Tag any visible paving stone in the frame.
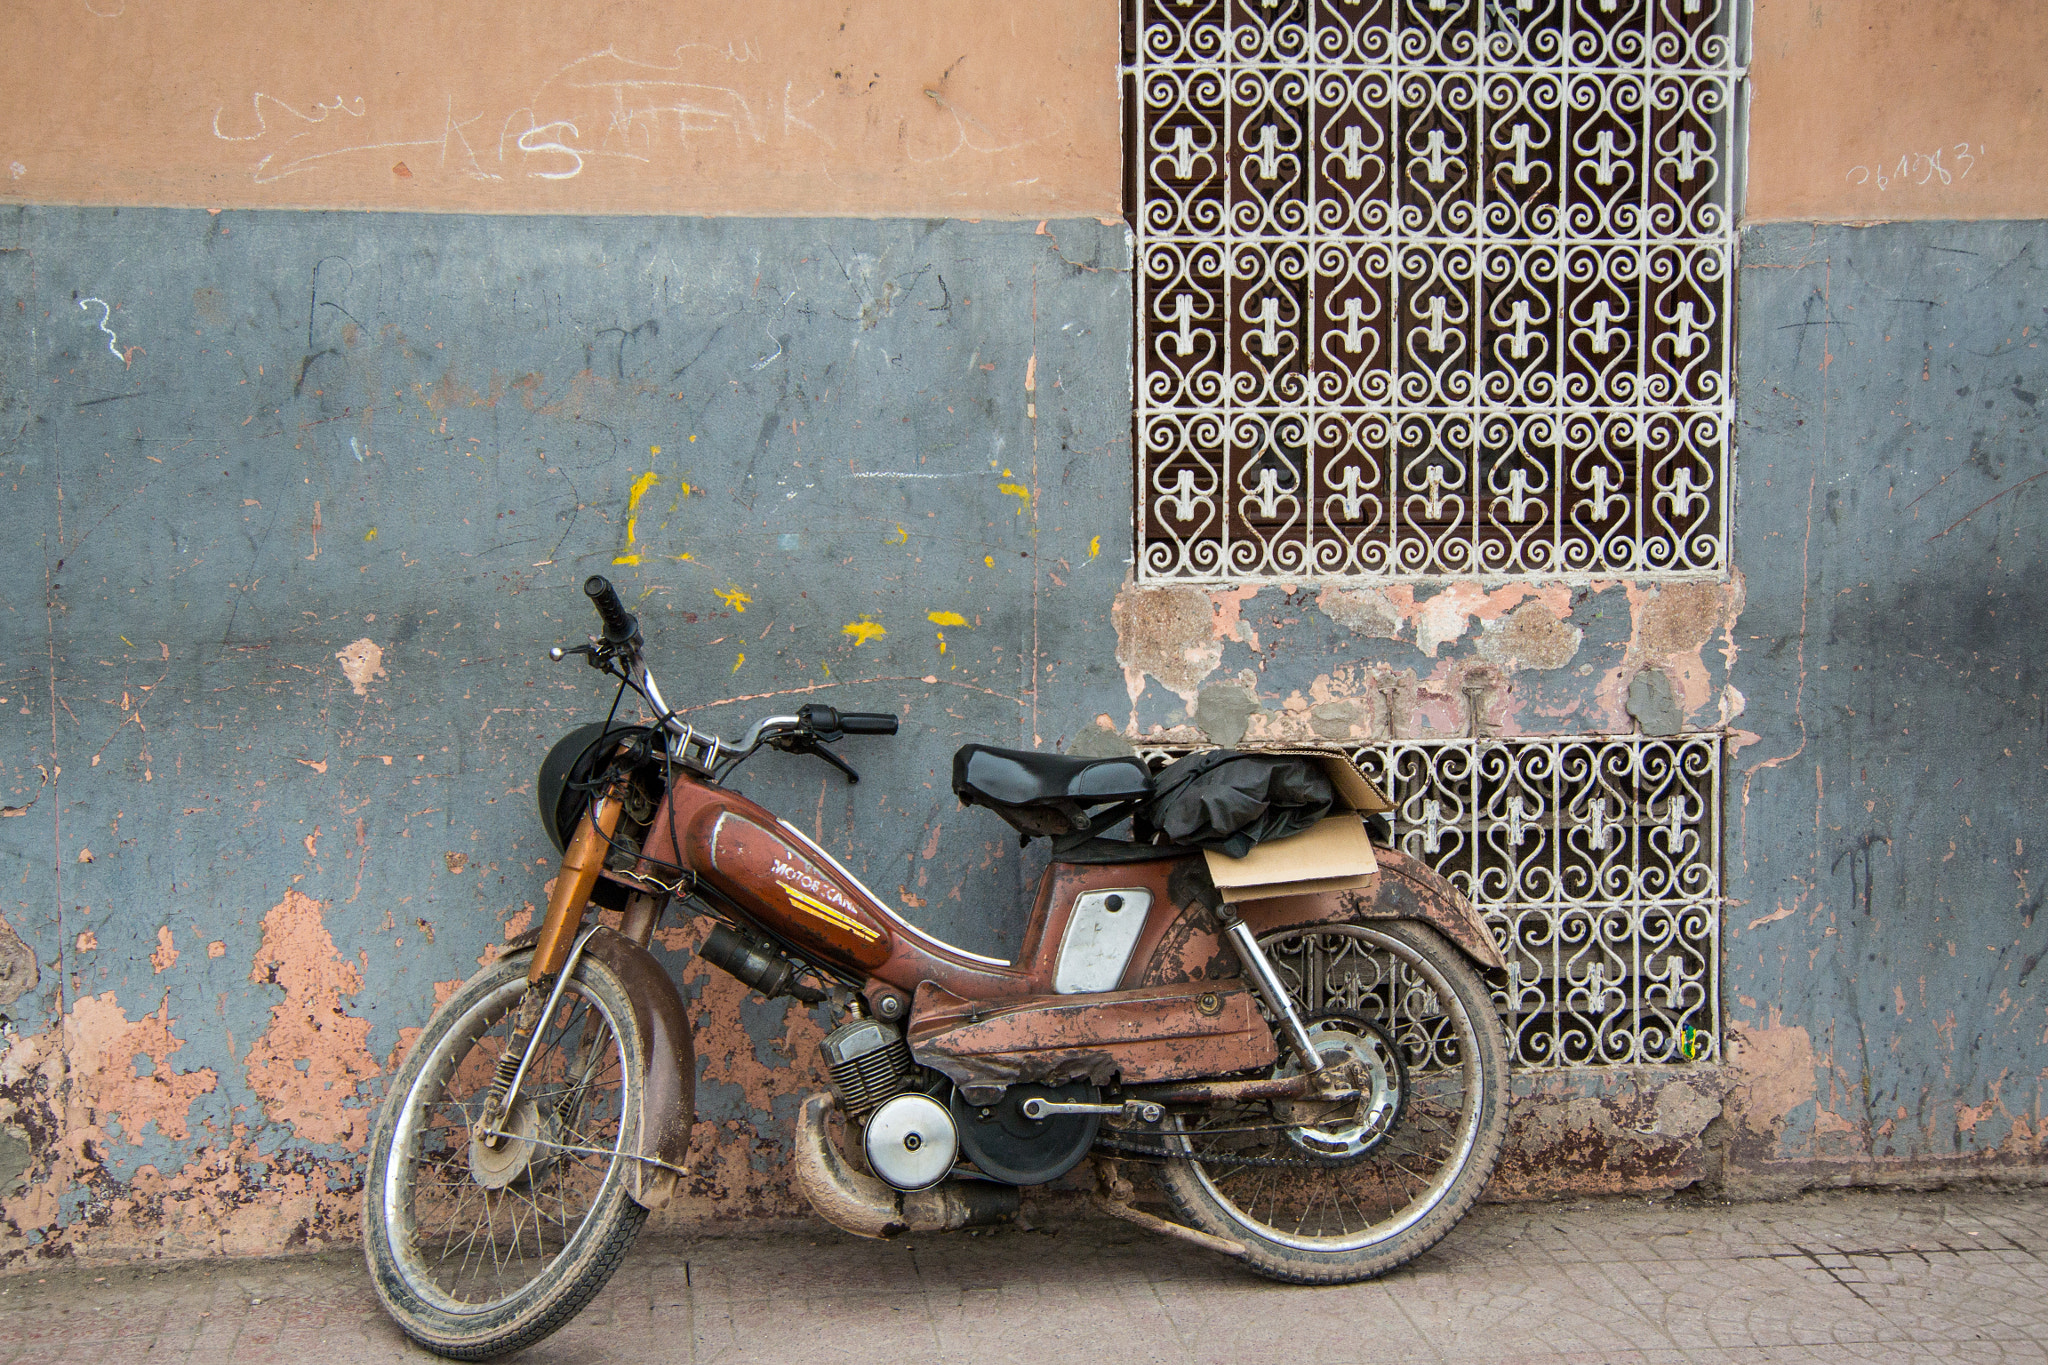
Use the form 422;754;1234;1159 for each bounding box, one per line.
0;1187;2042;1363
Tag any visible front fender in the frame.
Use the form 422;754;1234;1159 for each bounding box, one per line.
581;929;700;1203
534;927;695;1210
1237;846;1505;972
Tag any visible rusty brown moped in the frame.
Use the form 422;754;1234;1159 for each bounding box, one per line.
363;576;1510;1358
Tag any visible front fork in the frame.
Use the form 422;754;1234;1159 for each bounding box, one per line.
476;790;655;1143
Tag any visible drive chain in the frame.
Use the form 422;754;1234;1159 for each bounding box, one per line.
1091;1130;1344;1170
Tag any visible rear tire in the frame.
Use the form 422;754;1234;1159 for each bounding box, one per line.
363;951;649;1358
1159;920;1509;1284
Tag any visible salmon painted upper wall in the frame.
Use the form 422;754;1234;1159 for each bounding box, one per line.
1745;0;2048;222
6;1;2044;224
0;0;1121;218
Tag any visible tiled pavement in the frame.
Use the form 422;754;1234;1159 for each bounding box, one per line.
2;1187;2044;1363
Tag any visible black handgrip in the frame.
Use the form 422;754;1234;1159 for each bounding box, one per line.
839;712;899;735
583;575;639;646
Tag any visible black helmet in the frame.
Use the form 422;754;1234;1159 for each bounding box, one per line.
535;723;655;853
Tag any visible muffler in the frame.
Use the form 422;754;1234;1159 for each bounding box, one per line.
792;1093;1018;1239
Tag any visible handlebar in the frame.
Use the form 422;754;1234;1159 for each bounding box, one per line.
553;580;898;779
798;704;900;738
583;575;640;647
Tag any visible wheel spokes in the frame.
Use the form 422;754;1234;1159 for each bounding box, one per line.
391;980;629;1306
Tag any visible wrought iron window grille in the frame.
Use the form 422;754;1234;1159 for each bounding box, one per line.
1139;733;1723;1069
1128;0;1746;582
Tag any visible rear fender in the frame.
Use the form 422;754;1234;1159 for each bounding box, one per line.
1237;846;1505;972
504;925;695;1209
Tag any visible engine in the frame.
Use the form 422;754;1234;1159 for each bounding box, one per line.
819;1017;914;1115
818;1016;958;1191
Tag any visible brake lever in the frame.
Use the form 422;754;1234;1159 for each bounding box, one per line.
775;733;860;785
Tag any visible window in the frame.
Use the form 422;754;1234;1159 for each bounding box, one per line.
1146;736;1723;1069
1130;0;1744;580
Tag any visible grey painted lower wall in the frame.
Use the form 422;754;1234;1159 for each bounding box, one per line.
0;208;1138;1254
0;208;2040;1265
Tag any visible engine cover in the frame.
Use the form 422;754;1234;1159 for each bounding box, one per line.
863;1093;957;1191
949;1081;1101;1186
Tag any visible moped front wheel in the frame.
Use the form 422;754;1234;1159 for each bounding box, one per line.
363;950;648;1359
1158;920;1509;1285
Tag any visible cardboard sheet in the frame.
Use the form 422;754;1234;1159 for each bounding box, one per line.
1203;813;1379;904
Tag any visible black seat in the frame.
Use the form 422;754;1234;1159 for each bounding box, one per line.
952;744;1152;809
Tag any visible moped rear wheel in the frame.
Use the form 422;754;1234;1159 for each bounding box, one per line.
363;951;647;1359
1158;920;1508;1284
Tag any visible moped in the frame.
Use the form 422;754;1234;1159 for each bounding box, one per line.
364;576;1510;1358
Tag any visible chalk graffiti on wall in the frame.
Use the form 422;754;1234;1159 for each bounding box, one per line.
1845;144;1986;192
207;42;1049;188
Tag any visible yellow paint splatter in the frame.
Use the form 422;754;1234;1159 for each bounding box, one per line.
998;481;1032;511
689;434;697;442
842;617;887;647
672;552;694;561
983;555;994;567
715;584;751;613
616;470;661;565
364;528;378;541
927;611;969;627
885;525;909;546
1089;535;1101;559
936;632;947;655
119;636;133;647
733;652;745;673
651;445;662;456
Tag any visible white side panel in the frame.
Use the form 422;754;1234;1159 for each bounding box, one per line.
1052;889;1154;995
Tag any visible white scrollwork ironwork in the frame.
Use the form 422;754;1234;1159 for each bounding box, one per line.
1134;0;1742;581
1140;734;1722;1069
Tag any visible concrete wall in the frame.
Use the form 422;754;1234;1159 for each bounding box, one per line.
1;0;2044;1268
0;208;1135;1255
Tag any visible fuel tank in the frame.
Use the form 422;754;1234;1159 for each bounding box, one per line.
684;803;893;970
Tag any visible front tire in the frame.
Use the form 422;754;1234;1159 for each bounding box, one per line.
1159;920;1509;1284
363;950;649;1358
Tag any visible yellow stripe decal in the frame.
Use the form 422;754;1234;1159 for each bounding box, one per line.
782;884;880;942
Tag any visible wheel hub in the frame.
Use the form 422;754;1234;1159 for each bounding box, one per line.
467;1098;558;1189
1272;1015;1405;1161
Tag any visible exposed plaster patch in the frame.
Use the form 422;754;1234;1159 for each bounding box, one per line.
1111;584;1222;708
63;993;218;1145
656;926;834;1223
1309;698;1369;740
1207;585;1261;652
334;639;386;697
1066;718;1135;757
0;913;35;1007
1724;1014;1820;1156
1491;1069;1736;1199
1392;582;1573;658
1194;683;1261;747
149;926;179;974
245;890;381;1150
1595;575;1746;730
1627;665;1684;736
1475;600;1583;672
1315;584;1403;640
